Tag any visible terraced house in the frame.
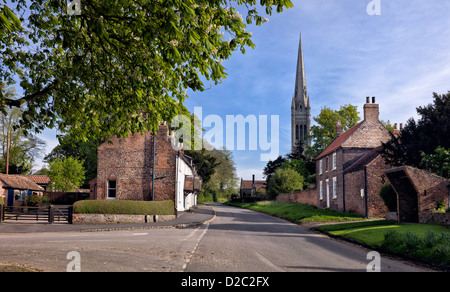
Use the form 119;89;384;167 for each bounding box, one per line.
315;97;392;217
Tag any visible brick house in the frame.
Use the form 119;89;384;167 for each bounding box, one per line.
240;175;267;200
90;124;202;213
315;97;392;217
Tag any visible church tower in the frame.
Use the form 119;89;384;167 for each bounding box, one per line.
291;34;311;152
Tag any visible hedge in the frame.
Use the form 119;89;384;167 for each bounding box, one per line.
73;200;175;215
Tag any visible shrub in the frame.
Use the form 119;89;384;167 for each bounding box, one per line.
73;200;175;215
26;194;42;207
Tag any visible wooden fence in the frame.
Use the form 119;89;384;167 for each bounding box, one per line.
0;205;73;224
45;192;90;205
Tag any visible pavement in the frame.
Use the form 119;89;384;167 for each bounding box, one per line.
0;204;216;234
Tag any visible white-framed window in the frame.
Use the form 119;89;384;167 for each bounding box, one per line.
332;177;337;199
319;159;323;175
326;179;329;198
332;153;337;170
107;180;117;200
325;157;329;172
319;181;323;200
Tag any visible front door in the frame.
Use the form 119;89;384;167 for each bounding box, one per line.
7;189;14;206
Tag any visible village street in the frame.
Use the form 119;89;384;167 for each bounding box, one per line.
0;204;429;272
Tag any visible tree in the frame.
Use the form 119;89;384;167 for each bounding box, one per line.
204;148;238;201
0;4;21;41
184;148;219;186
420;146;450;179
47;156;86;192
44;132;101;187
381;92;450;168
0;87;46;174
263;155;287;182
267;168;303;198
307;104;360;157
1;0;293;142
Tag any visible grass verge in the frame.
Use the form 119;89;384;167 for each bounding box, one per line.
226;201;366;223
316;221;450;269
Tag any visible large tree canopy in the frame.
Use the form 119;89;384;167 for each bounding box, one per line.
1;0;293;141
381;92;450;170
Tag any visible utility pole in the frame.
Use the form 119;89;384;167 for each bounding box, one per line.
5;130;10;175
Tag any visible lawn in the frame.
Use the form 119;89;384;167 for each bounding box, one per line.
317;221;450;269
227;201;366;223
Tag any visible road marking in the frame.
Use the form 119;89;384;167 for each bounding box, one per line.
132;233;148;236
254;250;286;272
182;224;209;272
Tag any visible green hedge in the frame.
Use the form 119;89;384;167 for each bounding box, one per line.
73;200;175;215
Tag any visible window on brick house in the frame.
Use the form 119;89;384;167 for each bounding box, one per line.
319;181;323;200
107;180;117;200
332;153;337;170
325;157;329;172
332;177;337;199
319;159;323;174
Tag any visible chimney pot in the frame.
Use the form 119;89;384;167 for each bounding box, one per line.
372;96;376;104
366;96;370;103
394;123;397;130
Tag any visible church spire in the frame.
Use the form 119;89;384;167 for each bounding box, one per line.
291;33;311;152
294;33;308;107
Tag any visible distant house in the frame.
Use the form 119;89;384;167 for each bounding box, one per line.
240;175;267;199
315;97;392;217
19;175;52;191
0;174;45;206
90;124;202;212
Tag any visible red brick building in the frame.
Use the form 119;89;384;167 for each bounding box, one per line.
90;124;201;212
315;97;392;217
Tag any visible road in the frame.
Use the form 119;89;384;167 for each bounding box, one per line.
0;203;429;272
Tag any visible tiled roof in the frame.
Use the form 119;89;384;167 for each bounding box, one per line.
343;146;383;174
316;121;364;160
19;175;51;185
0;174;45;191
240;180;267;191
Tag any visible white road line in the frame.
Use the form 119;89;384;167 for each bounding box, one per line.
181;224;209;272
132;233;148;236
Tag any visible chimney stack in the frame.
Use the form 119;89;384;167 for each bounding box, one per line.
335;119;343;137
363;96;380;123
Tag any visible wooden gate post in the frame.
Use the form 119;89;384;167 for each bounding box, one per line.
0;205;3;224
68;206;73;224
48;205;54;224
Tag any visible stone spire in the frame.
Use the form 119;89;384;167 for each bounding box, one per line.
291;33;311;151
294;34;308;107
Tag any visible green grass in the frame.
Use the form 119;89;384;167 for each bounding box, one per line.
317;221;450;268
227;201;366;223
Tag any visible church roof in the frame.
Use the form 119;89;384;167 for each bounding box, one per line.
316;121;364;160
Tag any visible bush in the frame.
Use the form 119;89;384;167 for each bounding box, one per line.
73;200;175;215
26;194;42;207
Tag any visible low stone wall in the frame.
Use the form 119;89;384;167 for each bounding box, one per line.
72;214;176;225
419;212;450;226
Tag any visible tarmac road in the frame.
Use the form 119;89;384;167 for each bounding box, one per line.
0;203;431;272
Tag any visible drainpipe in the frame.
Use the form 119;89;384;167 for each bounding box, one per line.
363;166;368;218
152;134;156;201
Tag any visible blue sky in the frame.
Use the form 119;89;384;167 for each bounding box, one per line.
35;0;450;181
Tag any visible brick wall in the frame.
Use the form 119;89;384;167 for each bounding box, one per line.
94;125;178;202
276;187;318;207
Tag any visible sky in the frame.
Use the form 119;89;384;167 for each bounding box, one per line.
34;0;450;181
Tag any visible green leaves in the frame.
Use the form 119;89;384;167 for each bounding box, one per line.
2;0;293;142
